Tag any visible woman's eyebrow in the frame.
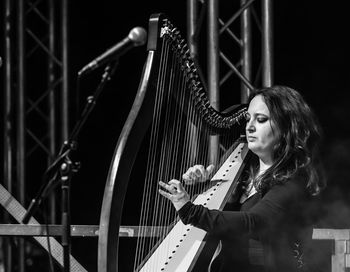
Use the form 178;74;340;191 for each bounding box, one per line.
248;112;269;117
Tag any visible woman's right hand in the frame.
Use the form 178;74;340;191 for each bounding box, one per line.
182;164;215;185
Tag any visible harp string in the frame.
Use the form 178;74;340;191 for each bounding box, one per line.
134;37;169;269
159;54;182;232
133;22;244;271
154;48;179;245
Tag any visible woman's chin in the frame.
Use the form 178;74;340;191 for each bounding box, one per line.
247;144;263;157
247;142;258;152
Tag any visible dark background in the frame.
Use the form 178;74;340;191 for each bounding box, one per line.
2;1;350;271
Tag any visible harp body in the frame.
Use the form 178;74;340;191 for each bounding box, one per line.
98;14;248;272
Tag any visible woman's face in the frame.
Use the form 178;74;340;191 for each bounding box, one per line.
245;95;280;163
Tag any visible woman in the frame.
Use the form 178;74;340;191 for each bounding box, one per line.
159;85;325;272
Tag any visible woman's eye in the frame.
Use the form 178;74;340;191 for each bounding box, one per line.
257;117;268;123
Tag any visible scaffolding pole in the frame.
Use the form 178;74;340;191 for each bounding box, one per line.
262;0;273;87
1;0;69;270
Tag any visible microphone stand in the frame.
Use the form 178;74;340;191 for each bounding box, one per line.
22;61;119;272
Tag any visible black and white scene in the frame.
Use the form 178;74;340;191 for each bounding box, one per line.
0;1;349;271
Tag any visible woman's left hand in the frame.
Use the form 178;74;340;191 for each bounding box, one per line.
158;179;190;211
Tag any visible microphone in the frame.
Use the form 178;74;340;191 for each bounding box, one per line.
78;26;147;76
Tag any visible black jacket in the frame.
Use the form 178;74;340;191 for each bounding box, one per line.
178;176;315;272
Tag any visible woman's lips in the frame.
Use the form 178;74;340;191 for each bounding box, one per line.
247;136;256;141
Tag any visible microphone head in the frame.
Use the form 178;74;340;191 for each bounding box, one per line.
128;27;147;46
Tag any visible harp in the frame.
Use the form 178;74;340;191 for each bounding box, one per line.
98;14;249;272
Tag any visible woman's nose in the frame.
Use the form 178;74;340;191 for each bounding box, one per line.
246;120;255;133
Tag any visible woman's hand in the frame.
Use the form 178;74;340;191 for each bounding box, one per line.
182;164;215;185
158;179;190;211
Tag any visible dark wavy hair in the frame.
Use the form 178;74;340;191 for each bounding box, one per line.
248;85;326;196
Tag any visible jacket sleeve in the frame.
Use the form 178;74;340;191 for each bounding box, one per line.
177;179;306;239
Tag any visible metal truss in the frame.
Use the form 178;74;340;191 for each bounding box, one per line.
2;0;69;271
186;0;273;166
187;0;273;105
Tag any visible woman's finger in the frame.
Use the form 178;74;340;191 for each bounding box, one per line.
183;175;195;185
191;165;202;180
183;171;198;184
182;164;212;184
158;179;191;211
168;179;182;191
188;168;197;180
159;180;177;193
182;172;191;181
193;165;203;177
158;180;169;190
205;164;215;179
158;188;172;200
186;165;202;181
